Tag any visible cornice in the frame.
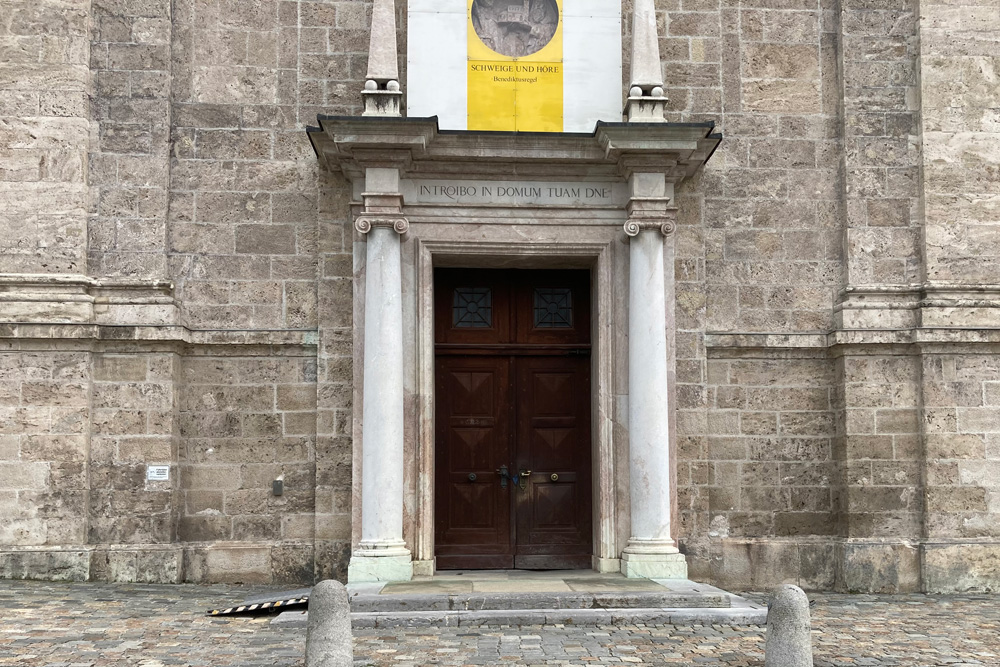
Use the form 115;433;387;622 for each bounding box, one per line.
307;116;722;183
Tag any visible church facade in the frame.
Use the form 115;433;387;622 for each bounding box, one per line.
1;0;997;593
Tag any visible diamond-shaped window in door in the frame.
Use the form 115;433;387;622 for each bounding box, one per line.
453;287;493;328
534;288;573;328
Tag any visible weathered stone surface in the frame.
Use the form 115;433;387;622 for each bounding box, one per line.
764;584;813;667
306;579;353;667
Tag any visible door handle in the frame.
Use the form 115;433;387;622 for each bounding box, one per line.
517;469;532;490
496;464;509;489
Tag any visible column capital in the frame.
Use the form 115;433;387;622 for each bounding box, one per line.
624;218;676;237
355;214;409;235
624;197;676;237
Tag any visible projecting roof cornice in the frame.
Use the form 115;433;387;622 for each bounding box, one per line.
307;116;721;183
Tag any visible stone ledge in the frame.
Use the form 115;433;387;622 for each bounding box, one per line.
706;327;1000;353
0;542;320;585
837;284;1000;329
0;322;318;350
0;273;177;326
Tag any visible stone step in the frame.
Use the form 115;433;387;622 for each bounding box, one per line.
271;605;767;629
349;590;731;613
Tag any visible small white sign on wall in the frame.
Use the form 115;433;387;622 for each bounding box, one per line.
146;465;170;481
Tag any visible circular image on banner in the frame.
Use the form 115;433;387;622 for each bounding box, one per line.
471;0;559;58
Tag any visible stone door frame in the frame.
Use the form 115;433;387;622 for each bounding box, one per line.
406;230;624;575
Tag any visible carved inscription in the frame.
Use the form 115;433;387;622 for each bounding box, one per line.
396;180;626;207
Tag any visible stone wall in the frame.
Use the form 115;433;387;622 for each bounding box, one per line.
666;0;1000;593
1;0;998;592
680;354;840;590
0;1;90;274
0;352;91;553
178;353;317;583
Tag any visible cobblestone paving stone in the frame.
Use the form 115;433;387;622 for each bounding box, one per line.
0;581;996;666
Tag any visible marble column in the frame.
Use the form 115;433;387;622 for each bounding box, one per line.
347;169;412;583
621;175;687;579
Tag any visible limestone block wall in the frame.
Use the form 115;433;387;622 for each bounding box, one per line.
922;352;1000;592
0;1;90;274
178;353;317;583
0;0;363;585
0;352;91;555
840;0;923;287
662;0;999;593
88;0;172;278
680;354;840;590
835;353;923;593
919;0;1000;284
88;352;179;553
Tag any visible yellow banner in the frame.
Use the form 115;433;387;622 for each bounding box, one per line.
467;0;563;132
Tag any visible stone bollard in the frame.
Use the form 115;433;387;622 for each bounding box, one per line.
764;584;813;667
306;580;353;667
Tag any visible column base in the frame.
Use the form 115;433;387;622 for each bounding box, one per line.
621;551;688;579
347;552;413;584
412;559;435;577
593;556;621;574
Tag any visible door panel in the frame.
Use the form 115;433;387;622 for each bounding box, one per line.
434;269;592;570
514;270;591;345
434;269;513;345
434;356;513;569
514;356;592;568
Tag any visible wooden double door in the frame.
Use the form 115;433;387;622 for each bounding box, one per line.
434;269;593;570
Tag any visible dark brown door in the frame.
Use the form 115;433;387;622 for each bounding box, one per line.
434;269;592;570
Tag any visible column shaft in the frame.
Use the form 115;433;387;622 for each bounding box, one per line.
627;230;672;541
348;224;412;583
622;227;686;579
360;226;405;546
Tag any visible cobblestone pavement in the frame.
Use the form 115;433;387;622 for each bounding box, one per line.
0;581;997;666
